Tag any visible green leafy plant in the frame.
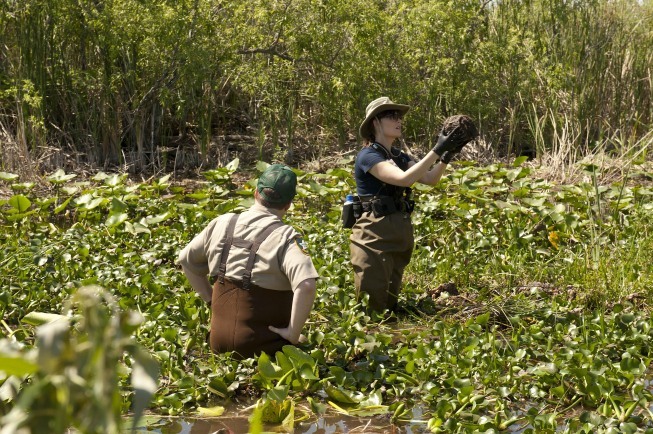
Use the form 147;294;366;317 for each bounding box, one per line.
0;286;158;434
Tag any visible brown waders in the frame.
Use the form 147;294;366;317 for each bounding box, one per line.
209;215;292;359
350;209;414;312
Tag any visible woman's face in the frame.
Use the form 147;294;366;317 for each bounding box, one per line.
373;110;403;141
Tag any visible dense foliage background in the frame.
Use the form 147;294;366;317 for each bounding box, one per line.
2;160;653;432
1;0;652;174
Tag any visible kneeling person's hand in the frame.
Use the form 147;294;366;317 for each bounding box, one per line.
269;325;306;344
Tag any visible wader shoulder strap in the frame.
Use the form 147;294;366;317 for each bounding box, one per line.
216;214;284;289
242;221;283;289
217;214;239;283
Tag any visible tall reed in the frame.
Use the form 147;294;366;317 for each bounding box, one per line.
0;0;650;173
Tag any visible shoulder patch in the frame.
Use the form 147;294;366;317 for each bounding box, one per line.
293;237;310;255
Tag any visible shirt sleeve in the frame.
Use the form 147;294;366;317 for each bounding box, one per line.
357;148;387;174
178;219;215;276
280;235;319;292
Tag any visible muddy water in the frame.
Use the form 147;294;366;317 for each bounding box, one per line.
139;406;430;433
141;416;428;433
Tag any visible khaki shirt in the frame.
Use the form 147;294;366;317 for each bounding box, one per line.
178;204;318;292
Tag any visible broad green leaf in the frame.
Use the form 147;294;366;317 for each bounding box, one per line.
325;385;361;404
145;212;170;225
125;221;151;235
299;365;319;380
581;163;600;174
196;405;225;417
46;169;77;184
21;312;68;326
0;172;18;181
75;193;93;205
256;161;269;172
156;174;171;185
207;377;229;397
358;390;383;407
110;198;128;213
105;174;126;187
0;356;38;376
9;195;31;213
282;345;315;369
106;213;128;227
506;168;523;181
10;182;35;192
475;312;490;326
92;172;109;181
267;385;289;402
54;197;73;214
521;197;546;207
512;156;529;167
74;195;106;210
258;352;284;380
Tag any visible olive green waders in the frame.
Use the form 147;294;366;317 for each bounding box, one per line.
209;214;291;359
350;211;414;312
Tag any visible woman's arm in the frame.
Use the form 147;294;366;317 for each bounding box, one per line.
413;159;448;186
368;150;441;187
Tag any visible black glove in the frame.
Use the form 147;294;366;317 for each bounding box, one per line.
432;127;463;156
439;151;454;164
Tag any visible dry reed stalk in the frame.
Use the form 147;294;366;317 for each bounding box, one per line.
0;120;37;180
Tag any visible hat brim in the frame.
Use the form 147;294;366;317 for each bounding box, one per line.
359;103;410;139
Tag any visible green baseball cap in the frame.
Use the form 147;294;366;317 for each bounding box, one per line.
256;164;297;204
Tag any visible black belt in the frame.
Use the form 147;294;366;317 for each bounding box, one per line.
360;195;414;216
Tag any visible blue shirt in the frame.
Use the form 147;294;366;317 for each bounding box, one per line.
354;144;412;196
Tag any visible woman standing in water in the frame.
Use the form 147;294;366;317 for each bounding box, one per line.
350;96;471;313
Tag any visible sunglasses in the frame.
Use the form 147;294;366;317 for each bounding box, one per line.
378;110;403;121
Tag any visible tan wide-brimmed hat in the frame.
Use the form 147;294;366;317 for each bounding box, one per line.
359;96;410;139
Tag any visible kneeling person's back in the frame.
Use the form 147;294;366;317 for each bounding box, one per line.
178;164;318;359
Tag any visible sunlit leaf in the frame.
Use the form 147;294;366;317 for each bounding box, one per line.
226;158;240;172
258;352;284;380
144;212;170;225
106;213;128;227
21;312;68;326
325;385;361;404
10;182;35;192
0;355;38;376
54;197;73;214
512;156;529;167
196;405;225;417
47;169;77;184
0;172;19;181
256;161;269;172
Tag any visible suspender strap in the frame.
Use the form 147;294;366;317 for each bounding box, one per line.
242;221;283;289
217;214;239;283
216;213;284;289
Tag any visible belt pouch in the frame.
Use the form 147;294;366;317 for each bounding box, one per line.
370;196;397;218
342;202;355;228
